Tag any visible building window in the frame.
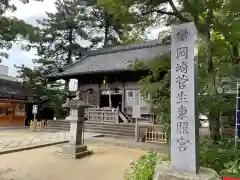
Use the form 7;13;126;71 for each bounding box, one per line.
128;91;133;97
125;89;147;107
70;108;78;117
126;88;154;107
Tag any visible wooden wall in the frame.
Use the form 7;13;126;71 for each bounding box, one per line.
76;72;151;115
0;101;26;126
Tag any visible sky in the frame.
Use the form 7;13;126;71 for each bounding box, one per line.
2;0;161;77
2;0;57;76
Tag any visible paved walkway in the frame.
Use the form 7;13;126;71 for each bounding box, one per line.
0;131;101;155
0;129;168;155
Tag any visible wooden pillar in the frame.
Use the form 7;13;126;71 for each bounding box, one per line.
121;89;125;112
108;90;112;108
97;84;100;107
121;81;126;112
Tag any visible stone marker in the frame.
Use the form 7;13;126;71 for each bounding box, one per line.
58;91;93;159
170;22;199;173
154;161;221;180
153;22;220;179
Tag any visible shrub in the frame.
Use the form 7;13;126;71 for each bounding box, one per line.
220;160;240;178
124;151;159;180
200;139;240;174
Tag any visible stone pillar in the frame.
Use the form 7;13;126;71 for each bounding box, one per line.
153;161;221;180
58;104;93;159
153;22;221;180
135;118;139;142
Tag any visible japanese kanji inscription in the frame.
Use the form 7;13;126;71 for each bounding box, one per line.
171;22;199;173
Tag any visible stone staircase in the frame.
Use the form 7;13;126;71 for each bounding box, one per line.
43;120;70;132
42;120;135;139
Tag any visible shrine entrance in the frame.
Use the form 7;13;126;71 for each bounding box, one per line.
100;94;109;107
99;90;122;109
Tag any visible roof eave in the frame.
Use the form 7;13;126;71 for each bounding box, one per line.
47;68;148;80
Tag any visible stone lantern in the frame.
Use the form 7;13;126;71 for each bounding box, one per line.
59;91;94;159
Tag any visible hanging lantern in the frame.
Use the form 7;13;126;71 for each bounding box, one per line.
87;88;93;94
87;77;94;94
102;76;108;88
112;87;120;93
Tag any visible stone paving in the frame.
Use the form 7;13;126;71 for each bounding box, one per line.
0;131;102;154
0;131;69;154
0;129;169;155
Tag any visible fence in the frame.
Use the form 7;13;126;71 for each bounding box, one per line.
138;123;167;144
88;107;119;123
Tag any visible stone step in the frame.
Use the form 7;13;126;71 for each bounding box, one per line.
49;122;136;129
0;126;27;130
42;127;69;132
84;129;135;137
85;122;135;128
74;150;93;159
61;144;88;154
84;125;134;133
42;127;134;138
45;120;136;138
85;121;135;126
48;124;70;128
56;147;93;159
44;125;134;134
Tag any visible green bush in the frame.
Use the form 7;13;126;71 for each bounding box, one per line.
220;160;240;178
200;139;240;174
125;139;240;180
124;151;159;180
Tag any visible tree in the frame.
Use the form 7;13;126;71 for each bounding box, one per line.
0;0;43;62
35;0;97;67
32;0;101;91
15;65;66;118
85;0;149;46
105;0;240;141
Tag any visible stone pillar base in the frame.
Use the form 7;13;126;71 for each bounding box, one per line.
153;161;221;180
57;144;93;159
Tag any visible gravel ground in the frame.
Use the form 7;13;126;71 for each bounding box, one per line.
0;143;145;180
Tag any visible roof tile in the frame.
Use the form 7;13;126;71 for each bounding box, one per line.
52;40;170;77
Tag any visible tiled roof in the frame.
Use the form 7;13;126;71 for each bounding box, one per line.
51;40;170;78
0;79;32;100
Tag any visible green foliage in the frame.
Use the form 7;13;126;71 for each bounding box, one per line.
131;0;240;141
34;0;96;69
0;0;43;62
96;0;150;45
200;139;240;174
137;55;171;138
124;151;159;180
15;66;66;118
220;160;240;178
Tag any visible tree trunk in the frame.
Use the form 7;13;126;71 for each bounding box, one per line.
204;30;221;142
209;107;221;142
205;31;213;72
64;28;73;92
67;28;73;65
103;11;110;47
232;43;239;64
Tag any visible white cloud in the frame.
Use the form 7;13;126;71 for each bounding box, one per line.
1;0;56;76
5;0;56;19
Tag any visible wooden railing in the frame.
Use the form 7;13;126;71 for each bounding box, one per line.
88;107;119;123
137;123;167;144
